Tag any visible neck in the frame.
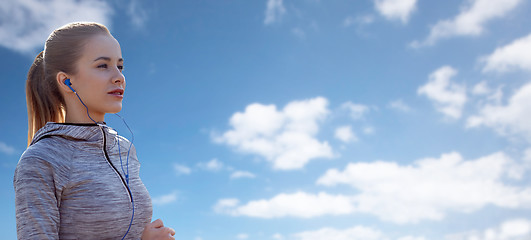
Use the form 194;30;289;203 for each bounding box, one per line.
63;93;106;123
65;110;105;124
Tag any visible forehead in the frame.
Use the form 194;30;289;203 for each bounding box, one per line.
81;34;122;60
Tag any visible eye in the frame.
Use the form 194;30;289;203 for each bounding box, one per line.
118;65;124;71
97;64;108;69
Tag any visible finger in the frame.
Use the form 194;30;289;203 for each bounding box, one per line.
150;218;164;228
167;227;176;236
162;227;175;236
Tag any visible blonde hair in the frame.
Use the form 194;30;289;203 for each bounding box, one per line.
26;22;111;146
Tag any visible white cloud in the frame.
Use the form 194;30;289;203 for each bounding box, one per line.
343;16;356;28
474;83;504;106
481;33;531;73
292;28;306;39
214;198;240;213
363;126;375;135
173;163;191;175
472;81;491;95
343;15;375;27
317;151;531;224
411;0;523;47
215;151;530;224
198;158;224;171
126;0;149;29
237;233;249;239
341;101;370;120
0;0;113;54
264;0;286;25
373;0;417;24
293;225;385;240
272;233;285;239
418;66;467;119
214;192;355;218
152;191;178;206
0;142;15;155
334;126;358;143
230;171;256;179
524;148;531;165
445;218;531;240
389;99;412;112
291;226;427;240
467;82;531;142
214;97;333;170
398;237;426;240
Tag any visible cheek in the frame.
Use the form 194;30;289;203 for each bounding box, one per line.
84;72;108;89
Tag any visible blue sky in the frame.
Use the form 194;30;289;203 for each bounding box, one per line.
1;0;531;239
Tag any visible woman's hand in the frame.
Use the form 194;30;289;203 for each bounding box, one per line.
141;219;176;240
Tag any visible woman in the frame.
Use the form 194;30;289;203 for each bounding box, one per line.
14;22;175;240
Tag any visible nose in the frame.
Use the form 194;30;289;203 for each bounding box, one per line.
113;69;125;85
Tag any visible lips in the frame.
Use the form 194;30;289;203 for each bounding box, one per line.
108;88;124;96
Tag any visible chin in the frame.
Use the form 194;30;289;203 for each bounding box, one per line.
106;104;123;114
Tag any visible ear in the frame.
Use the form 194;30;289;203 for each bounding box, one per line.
56;71;73;93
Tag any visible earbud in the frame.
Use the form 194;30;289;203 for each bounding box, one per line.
64;79;76;92
64;78;98;123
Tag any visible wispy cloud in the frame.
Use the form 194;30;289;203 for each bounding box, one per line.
0;0;113;54
334;126;357;143
467;82;531;142
373;0;418;24
0;142;15;155
388;99;412;112
236;233;249;239
341;101;370;120
213;198;240;213
411;0;523;48
213;97;333;170
363;126;375;135
343;15;375;28
525;148;531;163
126;0;149;29
214;192;355;218
471;81;492;96
418;66;467;119
173;163;192;175
445;218;531;240
272;233;284;239
481;33;531;73
230;171;256;179
291;28;306;39
197;158;224;171
342;15;376;37
152;191;178;206
264;0;286;25
293;225;426;240
293;225;386;240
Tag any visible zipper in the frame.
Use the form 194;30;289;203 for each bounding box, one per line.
100;126;133;202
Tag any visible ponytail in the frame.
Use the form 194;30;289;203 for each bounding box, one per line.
26;51;65;146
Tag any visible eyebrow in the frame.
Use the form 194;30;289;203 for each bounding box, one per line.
93;56;124;62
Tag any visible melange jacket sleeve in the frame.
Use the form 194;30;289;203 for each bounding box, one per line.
13;154;67;240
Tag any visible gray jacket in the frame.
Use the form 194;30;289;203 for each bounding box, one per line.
14;122;152;239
